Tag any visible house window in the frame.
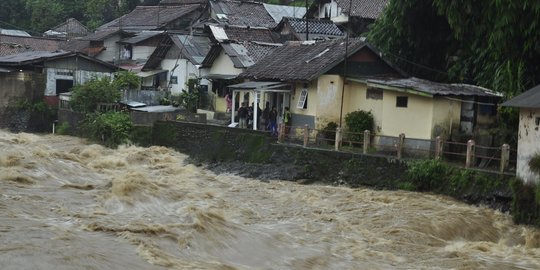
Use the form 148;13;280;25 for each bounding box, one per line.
396;96;408;108
170;76;178;85
56;71;73;76
297;88;308;109
56;79;73;95
535;117;540;126
366;88;383;100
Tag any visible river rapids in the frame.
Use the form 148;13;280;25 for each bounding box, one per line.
0;130;539;269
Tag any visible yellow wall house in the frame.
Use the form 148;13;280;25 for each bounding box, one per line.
502;85;540;184
240;38;500;144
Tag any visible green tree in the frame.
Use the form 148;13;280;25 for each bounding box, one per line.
368;0;540;97
70;76;121;113
25;0;65;32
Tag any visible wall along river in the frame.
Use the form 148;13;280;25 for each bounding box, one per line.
0;130;539;269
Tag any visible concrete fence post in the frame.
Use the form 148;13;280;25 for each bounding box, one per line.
363;130;370;154
278;123;285;143
465;139;475;168
500;144;510;173
435;136;443;159
303;124;309;147
397;133;405;159
335;127;342;151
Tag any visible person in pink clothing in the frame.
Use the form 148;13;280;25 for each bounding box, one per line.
225;92;232;113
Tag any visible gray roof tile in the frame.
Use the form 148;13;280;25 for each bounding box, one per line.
240;38;368;81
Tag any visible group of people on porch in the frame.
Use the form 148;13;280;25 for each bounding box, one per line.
233;100;290;136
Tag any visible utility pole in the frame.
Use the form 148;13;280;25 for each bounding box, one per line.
338;0;352;127
305;0;309;40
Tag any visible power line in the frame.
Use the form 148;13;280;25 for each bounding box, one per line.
383;51;451;76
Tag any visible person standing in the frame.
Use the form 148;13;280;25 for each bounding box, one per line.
261;102;270;130
237;102;248;128
283;107;292;136
225;92;232;113
269;106;278;136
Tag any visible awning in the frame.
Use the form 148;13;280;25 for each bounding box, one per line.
136;70;168;78
0;67;14;73
202;74;238;80
228;81;292;92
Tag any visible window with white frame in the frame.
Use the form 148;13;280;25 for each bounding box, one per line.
297;88;308;109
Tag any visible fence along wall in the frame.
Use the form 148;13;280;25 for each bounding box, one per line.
279;123;515;175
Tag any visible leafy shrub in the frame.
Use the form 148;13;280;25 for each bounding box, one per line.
345;110;374;143
80;111;132;147
113;71;140;90
529;152;540;175
70;77;121;112
55;122;71;135
321;121;338;145
405;159;450;191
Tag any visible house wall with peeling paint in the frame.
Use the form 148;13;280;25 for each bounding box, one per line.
431;97;461;139
517;109;540;184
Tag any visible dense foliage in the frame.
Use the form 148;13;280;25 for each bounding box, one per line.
80;111;133;147
344;110;374;143
368;0;540;98
70;76;122;113
0;0;161;32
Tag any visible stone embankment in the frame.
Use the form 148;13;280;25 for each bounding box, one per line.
152;121;512;212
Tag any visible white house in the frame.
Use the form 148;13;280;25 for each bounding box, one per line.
502;85;540;184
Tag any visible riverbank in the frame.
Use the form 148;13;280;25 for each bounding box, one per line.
151;121;513;213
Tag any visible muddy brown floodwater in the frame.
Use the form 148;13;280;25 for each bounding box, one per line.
0;130;539;269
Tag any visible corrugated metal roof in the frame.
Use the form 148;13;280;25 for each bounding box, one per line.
366;77;501;97
263;4;306;23
171;34;211;65
502;85;540;108
0;29;31;37
223;43;254;68
209;25;228;42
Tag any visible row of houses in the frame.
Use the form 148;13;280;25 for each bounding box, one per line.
2;0;539;183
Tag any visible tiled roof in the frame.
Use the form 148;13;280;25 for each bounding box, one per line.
119;31;164;44
202;41;280;69
45;18;89;38
160;0;208;4
80;29;125;41
0;35;64;56
97;5;201;31
263;3;306;23
240;38;368;81
367;77;500;97
334;0;389;19
283;17;343;36
243;41;280;63
224;26;277;43
211;0;276;28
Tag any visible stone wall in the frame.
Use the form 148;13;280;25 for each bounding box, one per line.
152;121;408;186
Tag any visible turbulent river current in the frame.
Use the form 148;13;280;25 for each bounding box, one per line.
1;130;540;269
